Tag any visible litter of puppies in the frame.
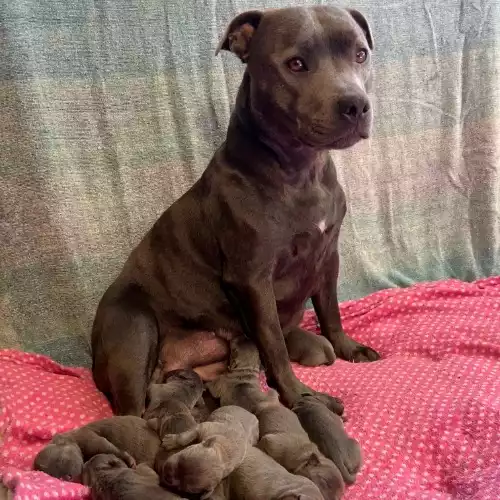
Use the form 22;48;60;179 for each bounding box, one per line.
33;343;361;500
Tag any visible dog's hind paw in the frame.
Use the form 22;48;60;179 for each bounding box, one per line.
286;327;336;367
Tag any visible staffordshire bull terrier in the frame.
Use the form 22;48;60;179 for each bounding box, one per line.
91;5;379;419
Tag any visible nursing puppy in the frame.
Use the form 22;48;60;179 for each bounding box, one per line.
144;369;204;436
82;454;185;500
293;395;362;484
227;447;323;500
158;405;259;498
209;338;344;499
33;416;160;482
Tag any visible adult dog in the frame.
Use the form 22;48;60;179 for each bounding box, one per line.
92;5;380;417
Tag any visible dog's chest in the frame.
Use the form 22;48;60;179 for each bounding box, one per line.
272;177;345;301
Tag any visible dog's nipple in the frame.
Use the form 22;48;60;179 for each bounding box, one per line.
316;219;327;233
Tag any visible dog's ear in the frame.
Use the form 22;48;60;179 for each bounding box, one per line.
347;9;373;50
216;10;263;62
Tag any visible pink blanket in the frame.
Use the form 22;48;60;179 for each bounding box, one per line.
1;277;500;499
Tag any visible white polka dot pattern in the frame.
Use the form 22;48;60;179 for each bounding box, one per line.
0;277;499;499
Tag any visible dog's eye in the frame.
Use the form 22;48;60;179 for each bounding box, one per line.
286;57;308;72
356;49;368;64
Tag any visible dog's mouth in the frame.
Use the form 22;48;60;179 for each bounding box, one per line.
304;120;370;150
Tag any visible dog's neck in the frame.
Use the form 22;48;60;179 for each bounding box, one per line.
224;72;327;180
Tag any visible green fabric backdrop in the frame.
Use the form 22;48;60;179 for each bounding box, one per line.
1;0;499;366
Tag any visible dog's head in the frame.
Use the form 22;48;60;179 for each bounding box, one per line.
33;439;84;482
81;454;127;488
160;438;226;498
144;369;204;419
218;6;373;150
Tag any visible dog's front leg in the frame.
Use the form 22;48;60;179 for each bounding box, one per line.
312;252;380;362
224;277;343;414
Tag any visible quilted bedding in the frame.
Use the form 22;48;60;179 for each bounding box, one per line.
1;277;499;499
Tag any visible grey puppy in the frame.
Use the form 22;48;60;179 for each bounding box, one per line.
144;369;209;480
158;405;259;498
33;416;160;482
144;369;204;436
209;338;345;499
82;454;185;500
227;447;323;500
293;395;363;484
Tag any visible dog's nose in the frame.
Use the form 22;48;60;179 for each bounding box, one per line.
338;95;370;123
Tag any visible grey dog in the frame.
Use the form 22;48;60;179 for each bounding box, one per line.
92;6;378;429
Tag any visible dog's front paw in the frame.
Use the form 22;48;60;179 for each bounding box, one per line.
333;334;380;362
288;382;344;416
304;391;344;416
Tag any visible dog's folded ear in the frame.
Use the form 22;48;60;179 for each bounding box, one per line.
347;9;374;50
216;10;263;62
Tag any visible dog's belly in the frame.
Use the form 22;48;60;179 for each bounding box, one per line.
158;329;238;381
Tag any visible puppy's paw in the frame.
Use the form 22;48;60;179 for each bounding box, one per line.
161;434;178;450
121;452;136;469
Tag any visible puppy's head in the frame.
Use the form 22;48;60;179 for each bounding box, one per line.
228;338;261;373
275;475;324;500
145;369;204;418
159;438;226;497
33;440;84;482
297;453;345;500
218;6;373;150
81;454;127;487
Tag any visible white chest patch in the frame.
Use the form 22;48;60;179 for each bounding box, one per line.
316;219;327;233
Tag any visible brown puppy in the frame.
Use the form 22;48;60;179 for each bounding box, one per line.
33;416;159;482
82;454;185;500
209;338;344;499
293;395;362;485
158;405;258;498
144;369;204;436
227;447;323;500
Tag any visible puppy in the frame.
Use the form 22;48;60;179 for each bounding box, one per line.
158;405;259;498
293;395;362;484
209;338;344;499
82;454;185;500
33;416;160;481
227;447;323;500
144;369;204;437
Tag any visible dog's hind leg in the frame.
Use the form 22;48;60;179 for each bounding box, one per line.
92;284;158;416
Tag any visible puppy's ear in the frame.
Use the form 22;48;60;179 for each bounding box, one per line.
305;452;321;467
347;9;373;49
216;10;263;62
